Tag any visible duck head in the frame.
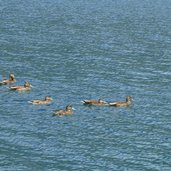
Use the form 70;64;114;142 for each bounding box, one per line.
9;73;15;81
24;81;32;88
66;105;75;111
126;96;133;104
45;96;53;101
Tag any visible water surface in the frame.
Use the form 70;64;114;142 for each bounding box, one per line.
0;0;171;170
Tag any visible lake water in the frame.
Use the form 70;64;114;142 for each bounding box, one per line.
0;0;171;170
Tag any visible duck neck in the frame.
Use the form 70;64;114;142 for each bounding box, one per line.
9;76;15;81
24;84;29;88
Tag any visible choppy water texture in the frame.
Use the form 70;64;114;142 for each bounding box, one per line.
0;0;171;170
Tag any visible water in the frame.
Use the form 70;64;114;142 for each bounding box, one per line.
0;0;171;170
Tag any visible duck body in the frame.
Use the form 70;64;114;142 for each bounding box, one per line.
9;82;32;91
29;96;53;105
109;96;133;107
0;73;16;85
81;99;108;106
53;105;74;116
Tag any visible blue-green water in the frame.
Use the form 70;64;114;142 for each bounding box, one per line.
0;0;171;170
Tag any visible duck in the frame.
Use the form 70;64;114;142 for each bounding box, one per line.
81;99;108;106
53;105;75;116
109;96;133;107
28;96;53;105
9;81;32;91
0;73;16;85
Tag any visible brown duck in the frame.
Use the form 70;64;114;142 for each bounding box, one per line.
53;105;75;116
28;96;53;105
81;99;108;106
109;96;133;107
0;73;16;85
9;81;32;91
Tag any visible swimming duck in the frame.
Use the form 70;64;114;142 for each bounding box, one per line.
53;105;75;116
109;96;133;107
81;99;108;106
9;81;32;91
28;96;53;105
0;73;16;85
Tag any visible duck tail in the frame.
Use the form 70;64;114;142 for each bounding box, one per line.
52;112;59;117
52;113;56;117
6;86;11;89
0;81;5;85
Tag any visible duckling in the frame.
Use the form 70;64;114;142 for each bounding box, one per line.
53;105;75;116
81;99;108;106
9;81;32;91
109;96;133;107
0;73;16;85
28;96;53;105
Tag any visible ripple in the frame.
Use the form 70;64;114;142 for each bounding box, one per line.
1;0;171;170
